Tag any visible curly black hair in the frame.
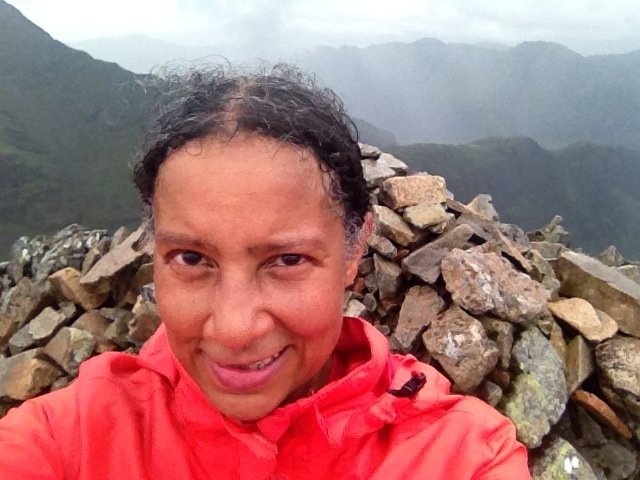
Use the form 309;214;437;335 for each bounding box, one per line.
133;64;370;244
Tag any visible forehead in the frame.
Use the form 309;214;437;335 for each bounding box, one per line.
155;134;341;208
152;135;344;238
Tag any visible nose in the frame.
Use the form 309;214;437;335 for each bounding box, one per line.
203;271;274;350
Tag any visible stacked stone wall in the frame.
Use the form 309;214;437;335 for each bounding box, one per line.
1;145;639;479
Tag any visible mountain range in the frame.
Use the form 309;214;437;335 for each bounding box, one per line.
1;0;639;258
74;34;640;151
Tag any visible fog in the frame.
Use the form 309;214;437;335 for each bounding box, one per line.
9;0;640;56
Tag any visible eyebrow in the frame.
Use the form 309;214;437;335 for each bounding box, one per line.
246;239;327;256
154;231;327;255
154;231;217;252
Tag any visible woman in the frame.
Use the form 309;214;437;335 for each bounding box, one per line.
0;66;530;479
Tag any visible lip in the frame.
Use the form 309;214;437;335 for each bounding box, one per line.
205;347;290;393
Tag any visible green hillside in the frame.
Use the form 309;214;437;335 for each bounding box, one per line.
0;0;149;254
389;138;640;258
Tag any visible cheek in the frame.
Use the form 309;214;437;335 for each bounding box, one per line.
274;284;344;340
154;268;210;338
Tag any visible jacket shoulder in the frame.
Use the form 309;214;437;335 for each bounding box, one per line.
373;355;531;479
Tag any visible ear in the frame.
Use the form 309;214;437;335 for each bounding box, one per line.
344;213;373;287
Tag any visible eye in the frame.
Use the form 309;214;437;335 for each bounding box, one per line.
274;254;305;267
175;250;204;266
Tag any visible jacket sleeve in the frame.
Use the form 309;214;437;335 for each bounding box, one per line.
472;411;531;480
0;396;69;479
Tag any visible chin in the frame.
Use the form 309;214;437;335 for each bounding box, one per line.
213;393;283;423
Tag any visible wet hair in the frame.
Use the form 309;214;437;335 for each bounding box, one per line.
133;64;370;246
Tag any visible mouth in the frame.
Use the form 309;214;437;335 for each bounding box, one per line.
219;348;287;371
205;346;290;393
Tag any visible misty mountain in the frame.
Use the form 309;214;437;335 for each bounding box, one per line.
71;35;241;74
0;0;149;254
352;118;397;149
72;35;640;152
389;138;640;258
297;39;640;150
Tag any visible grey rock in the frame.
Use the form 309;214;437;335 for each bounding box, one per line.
548;298;618;342
548;319;567;365
358;142;381;159
575;405;608;446
528;215;571;246
372;205;424;247
109;226;131;250
364;273;378;294
565;335;594;394
466;194;499;221
0;278;51;349
8;307;69;354
581;440;637;480
403;202;450;229
373;254;402;300
441;248;550;324
479;316;514;370
528;249;561;297
502;328;567;448
380;174;447;210
80;236;111;274
597;245;625;267
422;306;499;393
128;296;161;346
344;299;367;318
7;236;31;282
615;264;640;285
102;308;133;348
0;349;60;401
48;267;110;311
140;283;156;304
361;152;408;187
362;293;377;312
43;327;96;376
72;310;116;353
32;225;109;283
366;233;397;259
358;257;375;276
530;241;567;260
571;389;633;440
80;225;149;290
555;250;640;338
402;224;476;283
475;380;503;407
394;285;444;352
530;436;598;480
596;336;640;419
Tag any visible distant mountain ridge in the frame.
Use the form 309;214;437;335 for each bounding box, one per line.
298;38;640;150
389;137;640;257
72;34;640;152
0;0;150;254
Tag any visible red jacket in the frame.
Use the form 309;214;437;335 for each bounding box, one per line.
0;317;530;479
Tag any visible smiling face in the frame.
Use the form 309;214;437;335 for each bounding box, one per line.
152;135;363;421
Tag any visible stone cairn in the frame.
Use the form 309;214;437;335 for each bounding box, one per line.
1;144;639;479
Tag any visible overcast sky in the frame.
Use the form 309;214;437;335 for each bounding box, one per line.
9;0;640;55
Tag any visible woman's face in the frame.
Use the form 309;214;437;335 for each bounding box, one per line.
152;135;363;421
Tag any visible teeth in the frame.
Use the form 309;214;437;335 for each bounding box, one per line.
239;350;283;371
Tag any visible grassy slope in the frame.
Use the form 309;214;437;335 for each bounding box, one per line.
0;0;150;254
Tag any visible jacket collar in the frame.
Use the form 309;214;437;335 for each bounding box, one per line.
137;317;450;447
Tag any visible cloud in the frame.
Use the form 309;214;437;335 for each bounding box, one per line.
8;0;640;54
